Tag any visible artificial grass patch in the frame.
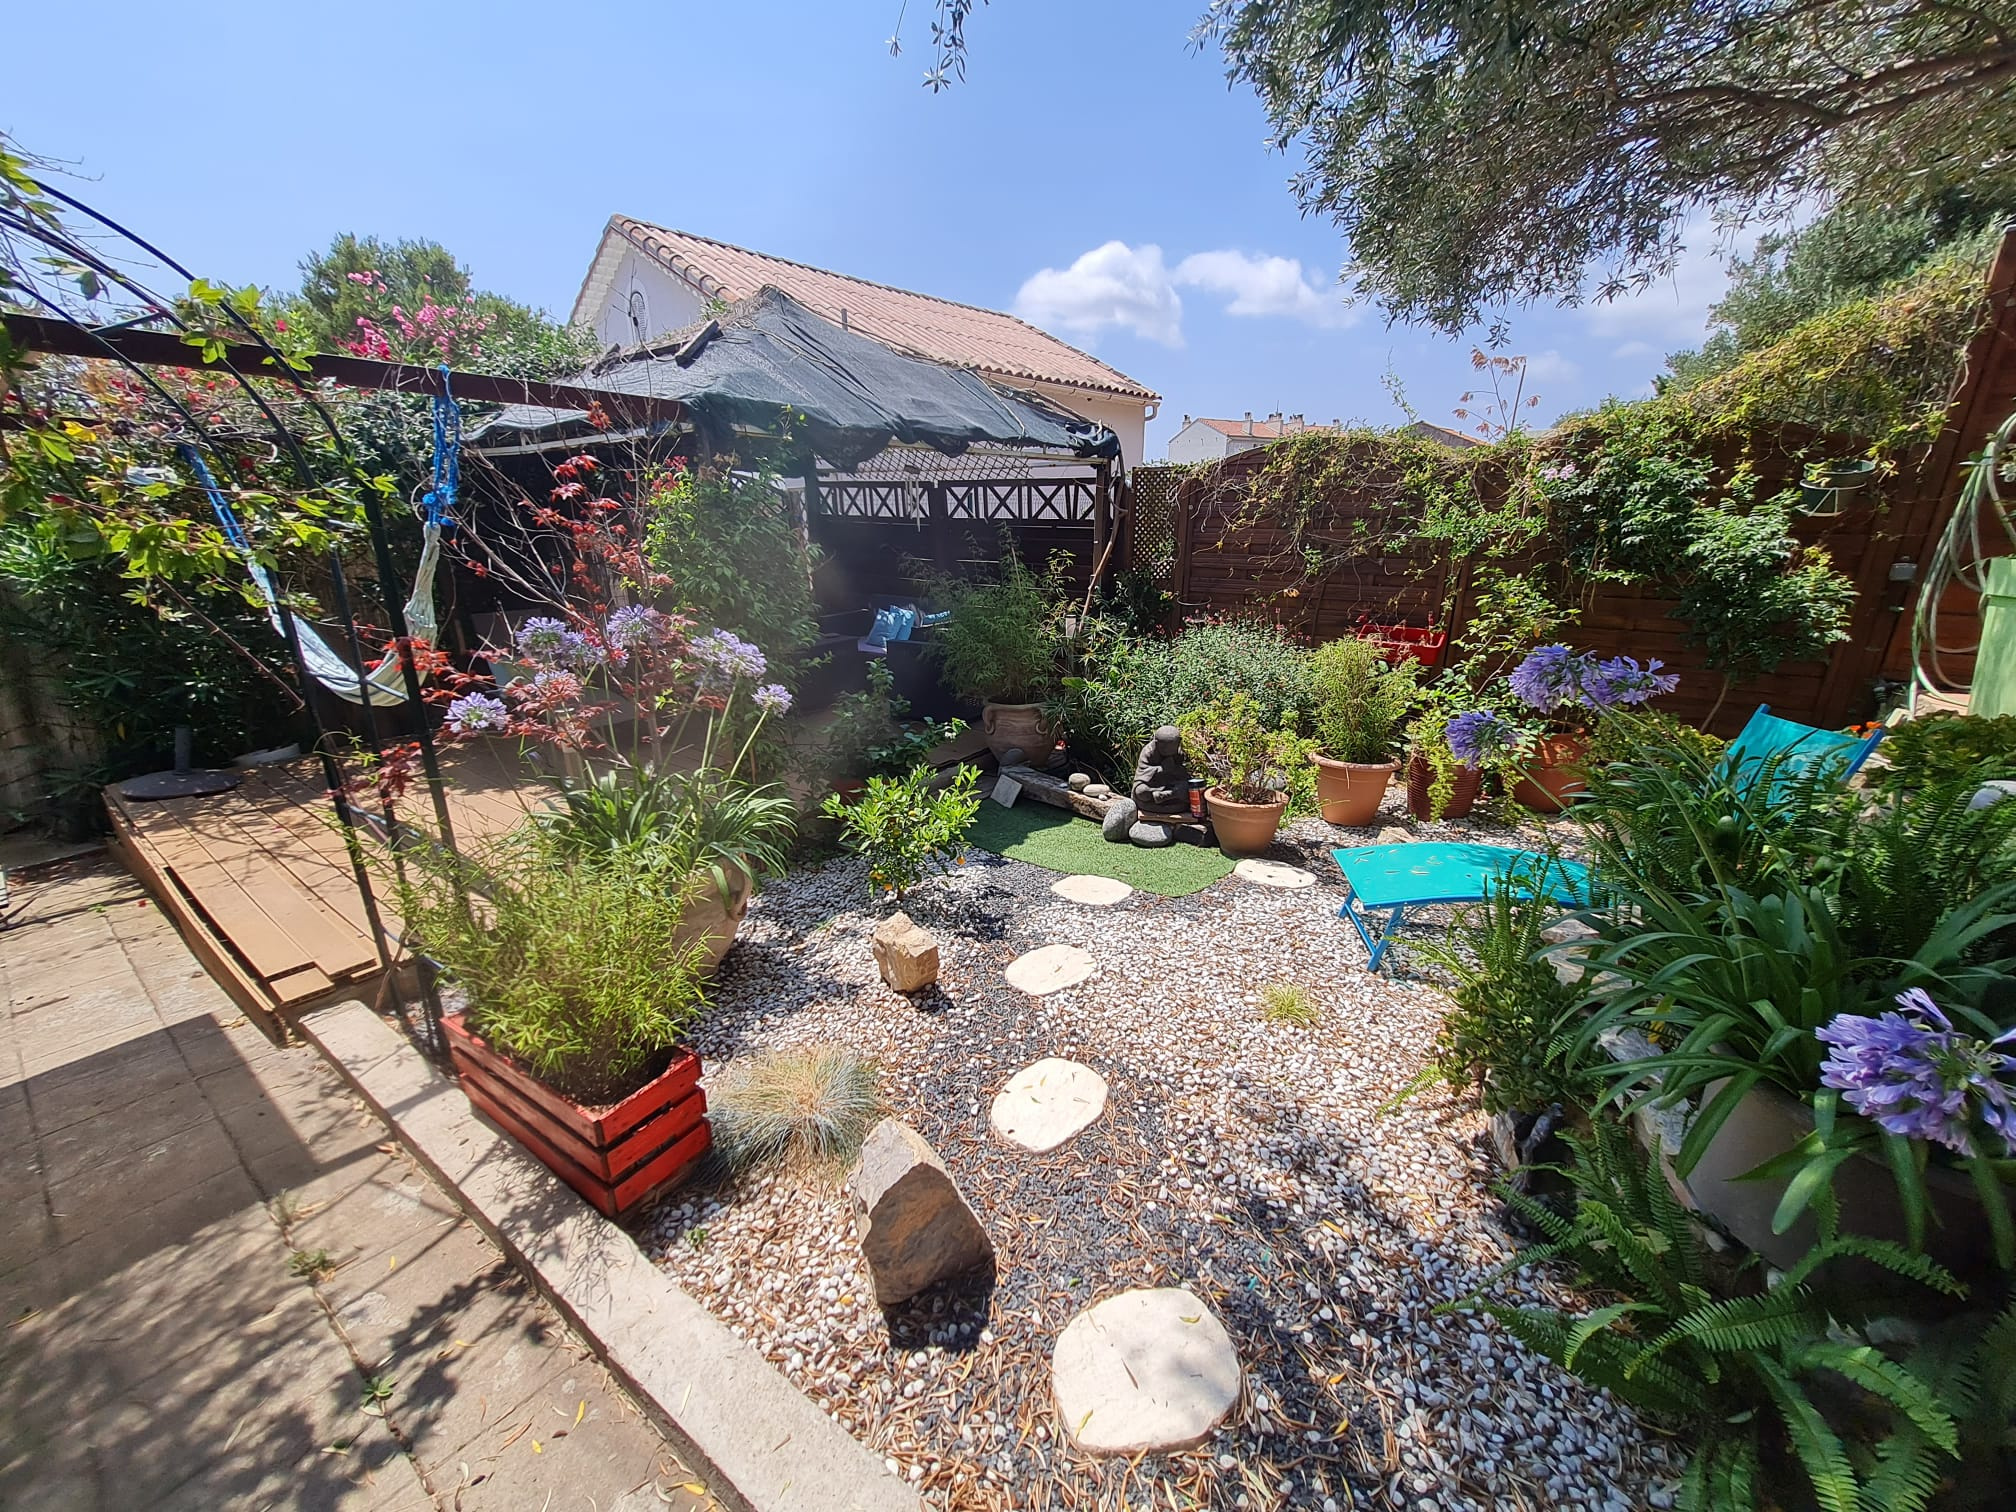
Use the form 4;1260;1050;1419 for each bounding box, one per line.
966;801;1235;897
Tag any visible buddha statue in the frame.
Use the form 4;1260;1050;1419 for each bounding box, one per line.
1132;725;1191;814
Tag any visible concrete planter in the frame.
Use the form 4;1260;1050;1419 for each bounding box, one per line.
443;1013;710;1219
979;701;1057;763
1312;754;1397;827
675;864;753;977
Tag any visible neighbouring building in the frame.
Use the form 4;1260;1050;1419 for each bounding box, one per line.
570;217;1161;469
1163;412;1482;463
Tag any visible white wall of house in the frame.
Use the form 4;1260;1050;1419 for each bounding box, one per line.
1166;420;1271;465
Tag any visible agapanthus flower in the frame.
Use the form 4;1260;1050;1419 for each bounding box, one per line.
1584;656;1680;710
445;692;509;734
691;628;767;685
1446;709;1520;769
553;630;608;674
527;668;584;702
1509;644;1589;713
515;616;571;663
605;604;666;651
1817;988;2016;1156
753;682;793;715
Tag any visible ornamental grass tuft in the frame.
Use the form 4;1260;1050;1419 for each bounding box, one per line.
706;1045;884;1174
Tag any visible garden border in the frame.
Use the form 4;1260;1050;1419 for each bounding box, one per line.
301;999;923;1512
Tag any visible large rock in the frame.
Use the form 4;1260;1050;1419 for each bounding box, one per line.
852;1119;994;1305
1127;821;1173;847
871;912;940;993
1051;1288;1241;1455
1100;796;1139;842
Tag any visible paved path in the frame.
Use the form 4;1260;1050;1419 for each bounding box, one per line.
0;855;715;1512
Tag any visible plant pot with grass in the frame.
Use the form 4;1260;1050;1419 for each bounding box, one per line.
930;548;1068;762
1179;692;1314;856
1308;636;1420;826
396;837;716;1219
1504;645;1679;815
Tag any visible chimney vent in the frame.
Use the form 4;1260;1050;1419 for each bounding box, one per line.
1243;411;1254;434
1268;411;1283;427
1181;414;1191;426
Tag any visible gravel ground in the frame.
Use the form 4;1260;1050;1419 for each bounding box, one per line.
634;795;1682;1511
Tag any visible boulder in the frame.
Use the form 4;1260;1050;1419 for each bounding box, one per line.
1067;772;1092;791
1100;796;1139;842
852;1119;995;1305
1084;783;1113;799
871;912;940;993
1128;821;1173;847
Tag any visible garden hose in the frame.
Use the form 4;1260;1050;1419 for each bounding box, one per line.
1912;406;2016;707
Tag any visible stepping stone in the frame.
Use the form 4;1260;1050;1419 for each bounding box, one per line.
990;1058;1109;1152
1003;944;1095;996
1051;1288;1241;1455
1051;874;1132;907
1233;858;1315;889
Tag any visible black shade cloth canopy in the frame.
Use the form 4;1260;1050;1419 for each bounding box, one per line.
466;286;1119;469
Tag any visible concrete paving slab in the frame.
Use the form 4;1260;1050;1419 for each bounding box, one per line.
46;1119;248;1246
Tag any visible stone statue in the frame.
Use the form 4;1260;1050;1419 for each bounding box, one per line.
1132;725;1191;814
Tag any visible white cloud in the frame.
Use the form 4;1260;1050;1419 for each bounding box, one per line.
1521;349;1580;384
1579;222;1736;347
1172;250;1356;329
1013;241;1185;348
1610;340;1656;360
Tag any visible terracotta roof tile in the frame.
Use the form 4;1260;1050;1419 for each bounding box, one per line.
605;218;1158;405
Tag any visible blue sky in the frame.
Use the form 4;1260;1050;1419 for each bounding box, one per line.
6;0;1737;457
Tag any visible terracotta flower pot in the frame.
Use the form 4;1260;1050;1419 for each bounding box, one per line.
1513;734;1589;814
980;701;1058;764
1312;753;1397;827
442;1013;710;1218
674;863;753;976
1205;787;1287;855
1405;756;1482;821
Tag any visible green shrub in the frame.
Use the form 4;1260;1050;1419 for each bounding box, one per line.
1407;882;1583;1115
1308;636;1421;763
1178;691;1315;806
644;463;818;661
1872;712;2016;795
820;660;964;781
536;766;796;908
708;1046;883;1173
1164;619;1314;731
932;550;1070;704
820;763;982;899
396;837;710;1104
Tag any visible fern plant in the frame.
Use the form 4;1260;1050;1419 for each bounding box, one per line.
1444;1118;1968;1512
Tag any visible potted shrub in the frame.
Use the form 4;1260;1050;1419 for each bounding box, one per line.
821;660;966;803
1402;703;1512;820
397;838;714;1219
1178;692;1314;855
820;762;983;899
1307;637;1420;826
1505;645;1677;812
933;550;1067;762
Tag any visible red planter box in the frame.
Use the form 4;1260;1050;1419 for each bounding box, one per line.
442;1013;710;1218
1358;623;1447;668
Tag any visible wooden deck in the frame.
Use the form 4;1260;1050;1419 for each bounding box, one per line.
105;743;542;1039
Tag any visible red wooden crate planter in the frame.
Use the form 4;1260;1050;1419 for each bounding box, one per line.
1357;622;1447;668
442;1013;710;1219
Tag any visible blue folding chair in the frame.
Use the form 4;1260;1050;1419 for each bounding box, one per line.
1332;842;1592;972
1718;704;1884;801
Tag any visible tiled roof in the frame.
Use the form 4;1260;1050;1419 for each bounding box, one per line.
585;217;1159;405
1194;417;1322;440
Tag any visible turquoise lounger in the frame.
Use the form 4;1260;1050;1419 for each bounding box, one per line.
1332;842;1592;972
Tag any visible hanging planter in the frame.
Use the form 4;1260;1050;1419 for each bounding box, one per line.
1797;458;1876;518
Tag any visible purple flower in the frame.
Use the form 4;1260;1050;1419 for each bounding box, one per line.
605;604;665;652
528;668;583;701
514;616;570;663
691;628;767;685
1447;709;1520;769
1538;462;1579;483
1509;644;1589;714
753;682;792;715
445;692;508;734
554;630;607;674
1817;988;2016;1155
1584;656;1680;710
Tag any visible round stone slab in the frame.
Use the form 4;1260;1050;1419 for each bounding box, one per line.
1003;943;1095;996
1052;1288;1241;1455
1233;857;1316;889
1050;874;1133;907
991;1058;1109;1152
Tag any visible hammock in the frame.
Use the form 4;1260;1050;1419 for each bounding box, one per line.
181;386;459;707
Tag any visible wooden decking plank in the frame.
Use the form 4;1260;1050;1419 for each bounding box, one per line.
178;797;382;979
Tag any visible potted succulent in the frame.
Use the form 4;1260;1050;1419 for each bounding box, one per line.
1179;692;1314;855
1307;636;1421;826
396;837;715;1219
933;550;1067;762
1505;645;1678;813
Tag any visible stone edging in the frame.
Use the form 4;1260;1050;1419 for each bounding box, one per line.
301;1000;922;1512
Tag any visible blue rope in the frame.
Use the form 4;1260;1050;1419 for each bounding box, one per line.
178;443;249;550
422;366;461;529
